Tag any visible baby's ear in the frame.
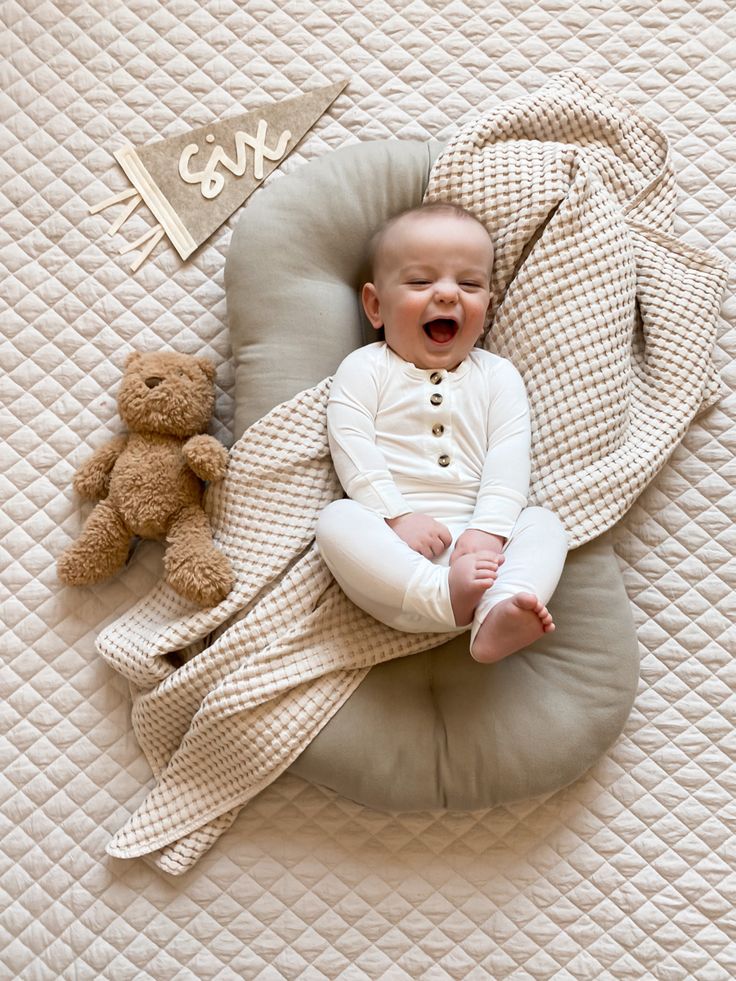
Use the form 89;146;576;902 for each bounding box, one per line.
361;282;383;330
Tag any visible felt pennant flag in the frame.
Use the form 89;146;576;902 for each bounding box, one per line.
92;79;348;270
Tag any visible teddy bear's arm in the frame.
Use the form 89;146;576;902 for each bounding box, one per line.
73;435;128;500
182;435;229;483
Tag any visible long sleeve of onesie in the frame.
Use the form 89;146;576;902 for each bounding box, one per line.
466;356;531;539
327;347;413;518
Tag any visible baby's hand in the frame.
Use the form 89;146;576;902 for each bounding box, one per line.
451;528;505;566
386;512;452;559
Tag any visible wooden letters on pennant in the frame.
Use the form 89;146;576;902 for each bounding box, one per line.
92;79;348;269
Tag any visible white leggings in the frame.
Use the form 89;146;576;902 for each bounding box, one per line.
315;500;569;647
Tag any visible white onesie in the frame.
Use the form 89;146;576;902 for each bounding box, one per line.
315;342;568;645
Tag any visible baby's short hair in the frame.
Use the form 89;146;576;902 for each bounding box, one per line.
367;201;491;279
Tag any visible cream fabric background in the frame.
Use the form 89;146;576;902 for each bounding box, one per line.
2;1;734;977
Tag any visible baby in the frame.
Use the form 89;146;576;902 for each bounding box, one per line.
315;202;568;662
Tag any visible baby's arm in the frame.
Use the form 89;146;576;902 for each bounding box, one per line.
327;349;450;554
455;358;531;560
327;348;412;517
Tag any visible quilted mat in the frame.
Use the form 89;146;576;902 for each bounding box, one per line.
2;1;734;978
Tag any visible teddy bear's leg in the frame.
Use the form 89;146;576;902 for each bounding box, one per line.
164;505;233;607
57;501;132;586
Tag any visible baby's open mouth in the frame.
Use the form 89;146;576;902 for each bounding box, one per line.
423;319;458;344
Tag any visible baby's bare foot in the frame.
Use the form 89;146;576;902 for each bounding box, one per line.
449;552;503;627
471;592;554;663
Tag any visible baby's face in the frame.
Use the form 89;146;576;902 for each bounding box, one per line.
362;211;493;371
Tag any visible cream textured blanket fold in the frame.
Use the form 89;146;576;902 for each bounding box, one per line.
97;72;727;874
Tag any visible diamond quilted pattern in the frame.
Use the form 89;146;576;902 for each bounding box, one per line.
2;0;735;978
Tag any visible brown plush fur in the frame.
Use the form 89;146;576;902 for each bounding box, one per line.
57;350;233;606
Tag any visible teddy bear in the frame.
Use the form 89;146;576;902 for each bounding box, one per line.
57;350;234;607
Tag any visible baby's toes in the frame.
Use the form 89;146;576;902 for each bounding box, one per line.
539;606;555;628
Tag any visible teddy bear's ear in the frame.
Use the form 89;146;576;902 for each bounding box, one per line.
125;350;144;369
196;357;216;382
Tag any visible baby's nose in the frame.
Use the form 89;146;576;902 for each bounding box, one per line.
434;281;459;301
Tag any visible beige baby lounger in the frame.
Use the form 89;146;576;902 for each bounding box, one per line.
225;140;640;810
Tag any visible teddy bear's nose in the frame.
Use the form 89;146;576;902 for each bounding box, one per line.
145;376;164;389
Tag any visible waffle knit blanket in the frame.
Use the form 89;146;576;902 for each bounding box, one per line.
97;72;727;874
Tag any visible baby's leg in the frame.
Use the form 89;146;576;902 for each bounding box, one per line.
316;499;490;633
470;506;568;663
